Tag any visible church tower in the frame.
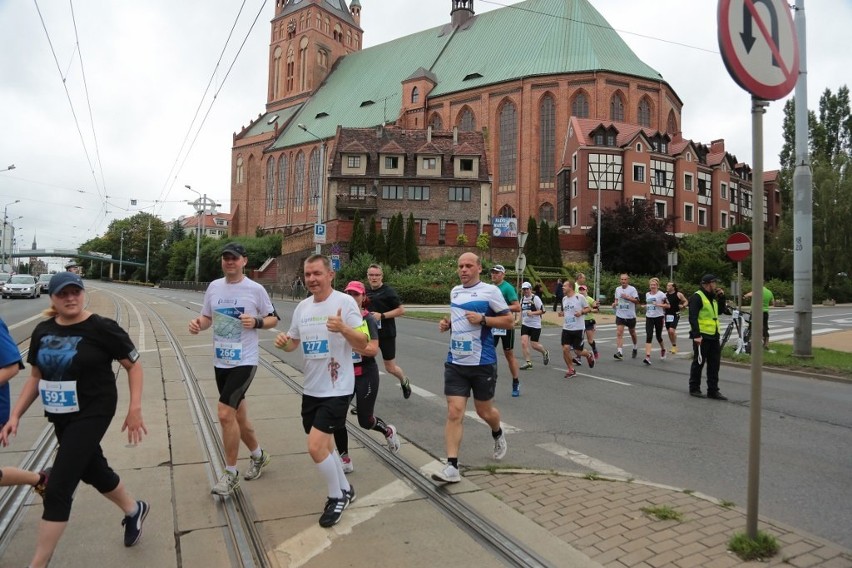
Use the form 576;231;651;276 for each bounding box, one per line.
267;0;364;111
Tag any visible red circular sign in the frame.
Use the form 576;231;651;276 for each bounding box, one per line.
726;232;752;262
718;0;799;100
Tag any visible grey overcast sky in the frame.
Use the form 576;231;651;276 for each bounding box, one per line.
1;0;848;253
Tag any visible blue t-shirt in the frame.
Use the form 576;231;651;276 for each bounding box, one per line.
447;281;510;366
0;319;25;424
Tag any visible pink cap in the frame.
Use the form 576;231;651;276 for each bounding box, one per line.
344;281;366;295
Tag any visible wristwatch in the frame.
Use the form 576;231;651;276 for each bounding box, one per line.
480;315;487;327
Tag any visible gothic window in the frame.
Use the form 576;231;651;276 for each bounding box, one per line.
299;37;309;91
458;107;476;132
308;148;320;210
539;94;555;184
236;157;244;184
571;92;589;118
273;47;282;99
294;152;305;209
324;17;329;33
610;93;625;122
286;48;294;92
411;86;419;104
277;154;288;209
498;204;515;219
430;113;443;130
638;98;651;127
539;202;555;223
666;110;678;135
333;24;342;42
498;100;517;191
346;30;351;46
266;157;275;210
354;33;360;49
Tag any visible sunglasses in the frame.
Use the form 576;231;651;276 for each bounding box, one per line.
54;287;83;298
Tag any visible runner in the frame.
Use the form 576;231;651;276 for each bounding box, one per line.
642;278;670;365
274;255;366;526
518;282;549;381
432;253;512;483
577;285;599;360
365;264;412;399
489;265;521;397
189;242;278;495
664;282;688;354
612;273;640;360
333;281;401;473
559;280;594;378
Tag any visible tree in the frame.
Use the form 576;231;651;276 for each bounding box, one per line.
476;231;490;256
537;220;552;266
374;230;387;263
524;216;539;265
366;215;377;257
387;213;406;269
350;209;367;260
405;213;420;265
590;201;676;276
549;224;562;267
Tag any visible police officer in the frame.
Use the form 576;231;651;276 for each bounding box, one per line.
687;274;729;400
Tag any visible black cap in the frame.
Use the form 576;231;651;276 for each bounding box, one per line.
701;274;718;284
49;272;85;295
221;242;248;257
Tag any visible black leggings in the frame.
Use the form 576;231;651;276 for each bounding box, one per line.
645;317;664;344
44;416;120;522
333;362;387;453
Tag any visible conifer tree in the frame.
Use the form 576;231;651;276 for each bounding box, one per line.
405;212;420;266
366;215;377;257
374;229;387;263
525;216;539;265
550;224;562;267
537;219;552;266
388;213;406;269
350;209;366;260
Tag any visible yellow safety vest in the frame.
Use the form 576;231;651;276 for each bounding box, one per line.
696;290;719;335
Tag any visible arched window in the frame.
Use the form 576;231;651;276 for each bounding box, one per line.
286;48;294;92
498;204;515;219
294;152;305;209
299;37;309;91
571;92;589;118
610;93;625;122
539;202;555;223
308;148;320;210
273;47;282;99
333;24;342;42
498;101;518;191
324;17;329;33
666;110;678;135
638;98;652;127
354;33;360;49
411;86;419;104
277;154;288;210
236;157;244;184
430;113;443;130
458;107;476;132
539;94;555;185
346;30;351;46
266;157;275;210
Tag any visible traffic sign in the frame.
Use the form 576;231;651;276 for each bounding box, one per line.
331;255;341;271
718;0;799;100
313;223;327;244
726;232;752;262
515;253;527;272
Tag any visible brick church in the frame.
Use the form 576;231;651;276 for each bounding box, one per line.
230;0;779;260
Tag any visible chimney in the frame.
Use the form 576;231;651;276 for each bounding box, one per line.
451;0;474;28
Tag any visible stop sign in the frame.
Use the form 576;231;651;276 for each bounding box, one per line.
726;232;752;262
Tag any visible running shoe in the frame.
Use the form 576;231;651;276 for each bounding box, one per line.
431;463;461;483
671;346;679;355
341;454;354;474
350;406;358;415
565;368;577;378
511;383;520;397
401;378;412;399
643;357;651;366
33;467;51;498
660;348;667;360
543;350;550;365
342;485;357;508
519;361;533;370
632;348;638;359
385;425;401;454
211;470;240;496
319;496;347;527
613;352;624;360
572;357;582;366
244;449;271;480
121;500;150;547
586;352;595;369
493;433;508;460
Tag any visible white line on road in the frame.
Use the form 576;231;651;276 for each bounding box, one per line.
7;313;44;331
400;378;521;433
538;442;634;478
554;368;632;386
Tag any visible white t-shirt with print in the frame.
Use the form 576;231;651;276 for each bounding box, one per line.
288;290;363;398
561;294;588;331
614;285;639;319
520;293;544;329
447;281;510;366
645;291;667;319
202;277;275;368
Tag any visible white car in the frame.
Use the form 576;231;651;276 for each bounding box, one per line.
2;275;41;299
37;273;53;293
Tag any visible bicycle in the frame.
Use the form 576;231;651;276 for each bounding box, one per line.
720;308;752;354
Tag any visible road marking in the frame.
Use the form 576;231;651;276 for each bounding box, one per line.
770;327;840;342
7;313;44;331
555;368;632;386
538;442;634;478
273;479;415;568
399;379;521;433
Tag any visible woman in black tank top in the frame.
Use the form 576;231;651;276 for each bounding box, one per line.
664;282;686;354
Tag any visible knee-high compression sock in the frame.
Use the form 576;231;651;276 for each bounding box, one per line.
318;453;344;498
331;450;351;492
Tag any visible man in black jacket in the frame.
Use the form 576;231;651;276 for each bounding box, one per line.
687;274;729;400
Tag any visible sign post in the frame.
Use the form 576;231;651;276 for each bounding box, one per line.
313;223;327;246
726;232;752;310
718;0;799;540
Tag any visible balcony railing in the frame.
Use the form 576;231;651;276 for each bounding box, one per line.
335;193;378;212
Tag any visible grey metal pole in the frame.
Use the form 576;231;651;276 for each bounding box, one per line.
316;143;325;255
746;97;769;540
793;0;812;357
195;195;204;283
119;230;124;281
145;216;151;283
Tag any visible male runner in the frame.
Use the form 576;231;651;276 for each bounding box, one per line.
365;264;412;399
519;282;549;381
489;265;521;397
612;273;640;360
559;280;594;377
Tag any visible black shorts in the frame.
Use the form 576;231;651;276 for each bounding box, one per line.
616;317;637;329
301;394;350;434
378;335;397;360
493;328;515;350
444;362;497;402
561;329;584;350
214;366;257;409
665;314;680;329
584;319;596;331
520;325;542;341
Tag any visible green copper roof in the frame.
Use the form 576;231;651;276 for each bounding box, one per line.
269;0;667;150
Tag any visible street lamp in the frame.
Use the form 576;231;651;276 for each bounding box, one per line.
2;199;20;272
590;161;618;305
119;230;125;281
1;165;14;173
297;123;327;255
516;231;529;290
185;185;219;283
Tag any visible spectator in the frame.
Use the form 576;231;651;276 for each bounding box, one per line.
553;278;564;312
687;274;729;400
744;286;775;349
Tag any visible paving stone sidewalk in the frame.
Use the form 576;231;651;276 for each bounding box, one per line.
469;470;852;568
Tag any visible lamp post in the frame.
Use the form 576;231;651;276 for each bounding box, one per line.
119;230;125;281
297;123;326;255
1;165;14;173
145;215;152;284
2;199;21;272
185;185;204;283
590;161;617;305
516;231;529;291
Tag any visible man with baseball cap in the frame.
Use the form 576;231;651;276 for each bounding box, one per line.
687;274;728;400
189;241;279;495
489;265;521;397
518;281;549;379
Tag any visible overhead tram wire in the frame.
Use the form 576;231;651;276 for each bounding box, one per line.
154;0;269;219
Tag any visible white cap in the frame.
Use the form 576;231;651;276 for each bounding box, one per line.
521;282;532;289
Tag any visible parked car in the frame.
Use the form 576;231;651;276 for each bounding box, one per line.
0;273;10;286
37;273;53;293
2;275;40;299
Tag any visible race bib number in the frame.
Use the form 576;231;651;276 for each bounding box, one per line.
646;302;657;315
215;341;243;364
492;327;507;336
302;332;330;359
352;350;362;364
666;315;675;323
39;380;80;414
565;314;576;324
617;300;631;311
450;333;473;357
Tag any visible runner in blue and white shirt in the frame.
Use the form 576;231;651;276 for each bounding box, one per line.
432;253;513;484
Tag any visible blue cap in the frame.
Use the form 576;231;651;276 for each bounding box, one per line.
49;272;85;296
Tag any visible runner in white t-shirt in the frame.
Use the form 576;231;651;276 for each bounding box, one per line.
559;280;594;378
642;277;670;365
611;273;640;360
275;255;368;528
518;282;549;373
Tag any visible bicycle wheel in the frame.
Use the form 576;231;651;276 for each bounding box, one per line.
721;322;734;350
